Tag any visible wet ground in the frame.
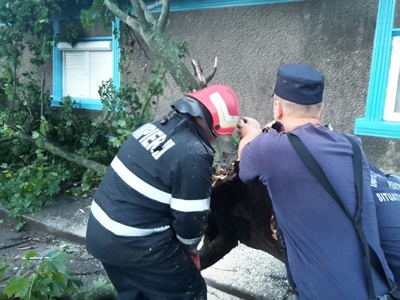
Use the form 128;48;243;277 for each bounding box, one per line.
0;194;294;299
0;218;110;297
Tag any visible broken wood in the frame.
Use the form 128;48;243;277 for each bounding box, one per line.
191;57;218;88
199;162;283;270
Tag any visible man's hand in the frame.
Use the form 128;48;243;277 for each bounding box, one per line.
237;117;262;160
237;117;261;139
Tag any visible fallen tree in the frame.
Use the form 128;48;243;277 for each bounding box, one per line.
1;0;281;269
199;162;283;270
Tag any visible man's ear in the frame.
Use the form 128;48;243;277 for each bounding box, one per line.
319;104;324;119
274;101;283;120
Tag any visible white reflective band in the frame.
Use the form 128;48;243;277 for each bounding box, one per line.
170;197;210;212
177;234;203;246
210;92;240;122
91;201;170;237
111;157;171;204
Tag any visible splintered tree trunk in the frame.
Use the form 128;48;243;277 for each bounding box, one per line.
199;163;283;270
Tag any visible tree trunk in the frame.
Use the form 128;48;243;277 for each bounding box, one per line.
104;0;201;93
146;35;201;93
199;163;283;270
15;132;107;175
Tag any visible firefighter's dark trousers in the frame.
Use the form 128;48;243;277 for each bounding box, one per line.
102;249;207;300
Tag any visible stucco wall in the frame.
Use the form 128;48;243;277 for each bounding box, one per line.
150;0;399;173
31;0;398;173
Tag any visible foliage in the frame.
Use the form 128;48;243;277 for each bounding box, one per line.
0;162;63;217
0;72;165;217
98;70;166;149
0;0;170;218
1;249;82;299
1;254;117;300
0;256;9;282
0;0;206;221
0;0;84;125
63;278;117;300
56;22;85;47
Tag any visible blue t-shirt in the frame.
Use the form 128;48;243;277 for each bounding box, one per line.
369;162;400;286
239;124;394;299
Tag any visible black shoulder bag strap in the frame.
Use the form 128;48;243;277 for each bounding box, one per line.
287;132;396;300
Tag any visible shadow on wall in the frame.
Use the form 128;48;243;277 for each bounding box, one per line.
361;136;400;175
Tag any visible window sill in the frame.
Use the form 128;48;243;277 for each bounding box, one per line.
51;96;103;111
355;118;400;139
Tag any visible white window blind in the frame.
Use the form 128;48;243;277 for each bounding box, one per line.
62;41;113;100
89;51;113;99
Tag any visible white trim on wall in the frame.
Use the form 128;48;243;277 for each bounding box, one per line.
57;41;112;51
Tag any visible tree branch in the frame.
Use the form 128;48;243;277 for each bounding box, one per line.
104;0;140;32
147;0;163;11
157;0;171;33
130;0;155;27
191;57;219;87
205;57;218;84
191;59;206;87
12;131;107;175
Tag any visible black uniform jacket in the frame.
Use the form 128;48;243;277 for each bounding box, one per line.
86;114;214;267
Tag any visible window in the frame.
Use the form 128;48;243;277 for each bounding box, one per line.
355;0;400;138
52;19;120;110
59;41;112;101
384;36;400;122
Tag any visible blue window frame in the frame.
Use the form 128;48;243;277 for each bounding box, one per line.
52;18;120;110
153;0;302;12
355;0;400;139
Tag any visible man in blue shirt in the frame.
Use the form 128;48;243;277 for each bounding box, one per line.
237;64;397;299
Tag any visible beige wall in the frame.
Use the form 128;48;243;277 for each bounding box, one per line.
34;0;399;173
151;0;398;173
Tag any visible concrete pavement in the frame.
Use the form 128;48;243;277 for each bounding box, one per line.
0;194;293;299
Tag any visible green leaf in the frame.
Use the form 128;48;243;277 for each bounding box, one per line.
92;278;111;288
32;131;40;139
117;119;126;128
0;259;10;281
25;250;38;261
46;250;72;273
3;275;30;298
68;276;83;289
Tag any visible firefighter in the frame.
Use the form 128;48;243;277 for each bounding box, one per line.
86;84;240;299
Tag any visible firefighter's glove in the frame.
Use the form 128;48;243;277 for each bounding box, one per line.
191;251;201;270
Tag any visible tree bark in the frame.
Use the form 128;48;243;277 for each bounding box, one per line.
14;132;107;175
104;0;201;93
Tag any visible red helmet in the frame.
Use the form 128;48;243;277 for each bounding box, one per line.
185;84;240;136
